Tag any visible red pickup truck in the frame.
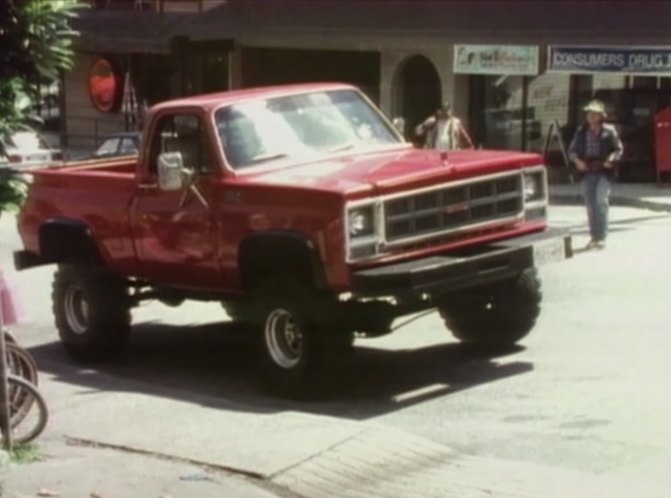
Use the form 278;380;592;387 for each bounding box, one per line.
15;83;571;395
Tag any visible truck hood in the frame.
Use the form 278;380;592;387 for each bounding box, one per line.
244;146;543;198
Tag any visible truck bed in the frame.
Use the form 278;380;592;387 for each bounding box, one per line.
18;156;140;275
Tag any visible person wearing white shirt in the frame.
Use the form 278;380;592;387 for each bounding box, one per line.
415;102;474;151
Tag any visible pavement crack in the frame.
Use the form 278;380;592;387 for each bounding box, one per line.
65;435;264;479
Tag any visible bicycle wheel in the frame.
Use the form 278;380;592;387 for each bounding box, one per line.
2;375;49;444
5;342;39;385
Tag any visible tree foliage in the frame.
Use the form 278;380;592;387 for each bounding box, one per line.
0;0;81;212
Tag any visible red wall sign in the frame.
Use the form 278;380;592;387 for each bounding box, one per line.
88;58;120;112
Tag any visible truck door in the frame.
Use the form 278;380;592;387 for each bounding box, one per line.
131;112;220;289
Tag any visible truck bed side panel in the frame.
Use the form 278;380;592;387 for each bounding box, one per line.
19;164;140;276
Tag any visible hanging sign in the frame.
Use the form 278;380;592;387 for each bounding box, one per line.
88;58;121;112
454;45;539;75
549;46;671;75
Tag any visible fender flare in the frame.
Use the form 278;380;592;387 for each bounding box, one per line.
238;231;328;291
38;218;106;267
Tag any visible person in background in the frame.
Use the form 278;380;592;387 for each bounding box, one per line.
415;102;474;151
568;100;624;250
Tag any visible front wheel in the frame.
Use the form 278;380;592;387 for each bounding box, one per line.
437;270;542;348
52;265;131;361
254;280;345;397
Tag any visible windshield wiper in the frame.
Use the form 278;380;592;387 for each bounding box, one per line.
248;152;289;165
327;142;356;153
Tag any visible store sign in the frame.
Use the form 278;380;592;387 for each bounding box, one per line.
88;58;121;112
549;46;671;75
454;45;539;75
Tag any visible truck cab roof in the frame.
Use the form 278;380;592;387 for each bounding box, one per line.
152;83;358;113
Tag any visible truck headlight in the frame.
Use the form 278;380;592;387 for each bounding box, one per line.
523;170;546;202
524;175;539;200
348;206;375;237
346;203;381;261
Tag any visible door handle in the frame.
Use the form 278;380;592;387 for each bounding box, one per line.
139;183;158;192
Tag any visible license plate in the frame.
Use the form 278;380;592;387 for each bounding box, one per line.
533;237;567;266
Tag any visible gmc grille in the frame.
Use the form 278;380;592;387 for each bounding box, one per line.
384;173;524;244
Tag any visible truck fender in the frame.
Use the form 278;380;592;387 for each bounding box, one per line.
38;218;106;267
238;231;328;292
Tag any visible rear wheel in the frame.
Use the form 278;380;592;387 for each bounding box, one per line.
52;265;131;361
437;270;542;348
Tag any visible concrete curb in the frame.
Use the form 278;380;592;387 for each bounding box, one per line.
273;425;668;498
550;192;671;213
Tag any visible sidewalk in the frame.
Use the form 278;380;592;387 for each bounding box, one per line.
550;182;671;212
2;371;668;498
1;437;283;498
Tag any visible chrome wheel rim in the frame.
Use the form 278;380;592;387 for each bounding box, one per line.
264;309;303;369
64;286;89;335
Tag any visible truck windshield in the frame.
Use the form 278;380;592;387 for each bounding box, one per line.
214;89;400;169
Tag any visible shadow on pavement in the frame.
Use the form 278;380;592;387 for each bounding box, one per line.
27;319;533;421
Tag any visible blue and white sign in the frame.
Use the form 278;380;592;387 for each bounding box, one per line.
549;46;671;75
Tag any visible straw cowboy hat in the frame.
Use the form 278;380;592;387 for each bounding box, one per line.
583;99;607;117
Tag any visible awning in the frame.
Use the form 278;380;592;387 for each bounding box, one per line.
177;0;671;45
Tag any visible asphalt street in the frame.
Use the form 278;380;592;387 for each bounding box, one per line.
1;205;670;488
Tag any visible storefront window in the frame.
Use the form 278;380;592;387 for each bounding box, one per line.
469;75;527;150
632;76;658;90
183;52;229;96
525;71;670;181
525;73;572;157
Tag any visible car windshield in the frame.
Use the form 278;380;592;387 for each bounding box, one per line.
214;89;400;169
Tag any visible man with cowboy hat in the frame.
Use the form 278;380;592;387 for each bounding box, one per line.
415;102;474;151
568;99;623;250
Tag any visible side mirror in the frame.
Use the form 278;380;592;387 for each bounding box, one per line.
157;152;185;191
392;117;406;135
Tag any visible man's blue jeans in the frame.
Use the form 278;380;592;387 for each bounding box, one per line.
581;173;611;241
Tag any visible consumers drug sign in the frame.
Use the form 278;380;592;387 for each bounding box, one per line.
549;46;671;75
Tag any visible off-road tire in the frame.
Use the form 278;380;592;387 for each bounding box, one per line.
52;265;131;361
253;279;347;398
438;270;542;348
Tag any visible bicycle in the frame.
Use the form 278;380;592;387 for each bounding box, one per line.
1;374;49;445
5;341;39;385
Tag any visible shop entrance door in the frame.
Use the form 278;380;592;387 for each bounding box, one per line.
394;55;442;144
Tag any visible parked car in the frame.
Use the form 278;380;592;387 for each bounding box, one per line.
0;131;63;169
93;132;142;158
14;83;571;396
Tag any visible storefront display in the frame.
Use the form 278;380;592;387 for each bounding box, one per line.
456;46;540;151
462;45;671;181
